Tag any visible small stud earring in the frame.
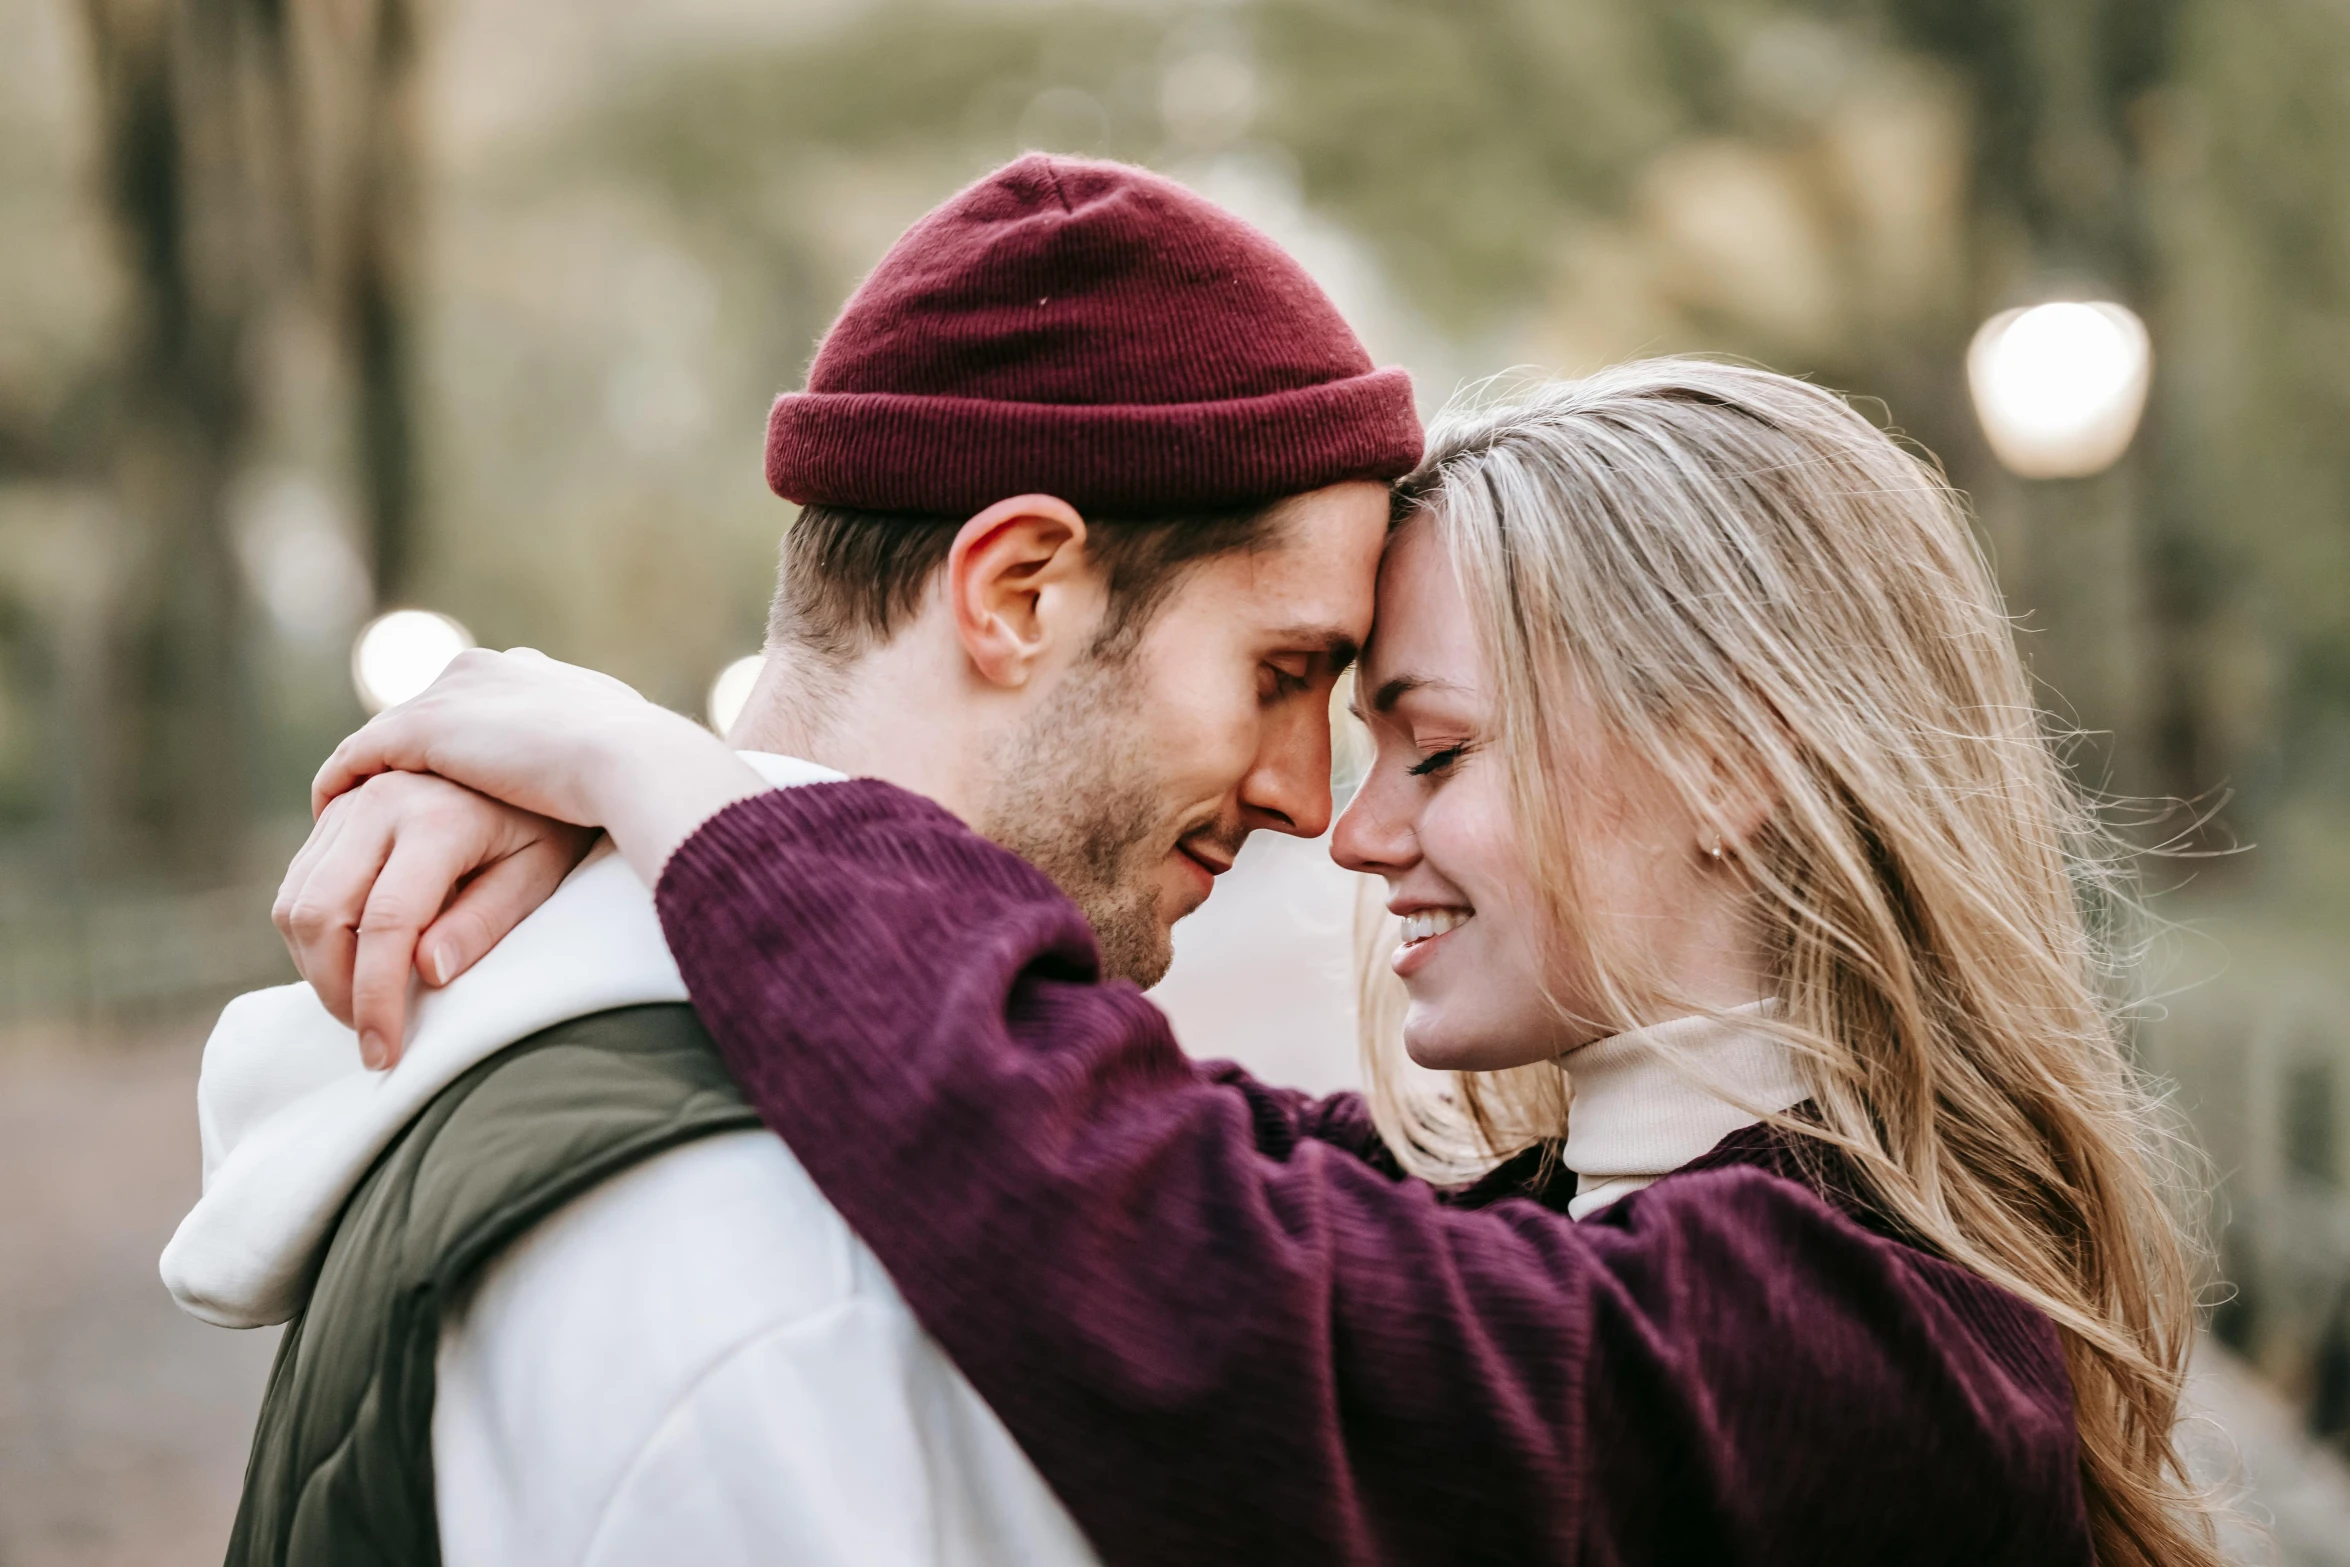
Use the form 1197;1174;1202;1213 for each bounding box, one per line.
1705;836;1725;862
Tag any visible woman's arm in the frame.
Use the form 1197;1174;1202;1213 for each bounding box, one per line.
659;780;1591;1564
292;649;770;1065
1195;1061;1403;1175
657;781;2086;1567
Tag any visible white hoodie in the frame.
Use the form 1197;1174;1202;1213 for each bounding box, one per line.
162;753;1100;1567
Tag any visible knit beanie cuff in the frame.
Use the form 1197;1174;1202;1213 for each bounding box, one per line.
766;366;1421;518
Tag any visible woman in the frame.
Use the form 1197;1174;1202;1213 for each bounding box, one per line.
298;361;2217;1563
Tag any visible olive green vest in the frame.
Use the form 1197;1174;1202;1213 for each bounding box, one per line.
224;1003;761;1567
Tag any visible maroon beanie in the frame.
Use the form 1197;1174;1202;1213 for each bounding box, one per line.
765;154;1422;518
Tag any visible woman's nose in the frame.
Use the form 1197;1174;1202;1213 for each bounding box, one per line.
1331;764;1417;877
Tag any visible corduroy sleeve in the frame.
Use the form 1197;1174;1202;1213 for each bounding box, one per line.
654;780;2092;1567
1191;1060;1404;1175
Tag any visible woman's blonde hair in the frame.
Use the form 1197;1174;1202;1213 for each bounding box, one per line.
1362;359;2218;1566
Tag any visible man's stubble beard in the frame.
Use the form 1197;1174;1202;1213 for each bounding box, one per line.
976;651;1187;988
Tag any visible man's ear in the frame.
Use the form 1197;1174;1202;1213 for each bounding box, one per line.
946;494;1098;689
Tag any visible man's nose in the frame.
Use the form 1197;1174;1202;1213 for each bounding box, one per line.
1239;719;1334;839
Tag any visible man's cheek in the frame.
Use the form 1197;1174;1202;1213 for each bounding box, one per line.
1199;685;1269;799
1144;718;1235;808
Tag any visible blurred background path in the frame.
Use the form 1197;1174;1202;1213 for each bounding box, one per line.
0;1026;276;1567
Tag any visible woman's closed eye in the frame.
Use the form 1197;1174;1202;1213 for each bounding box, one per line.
1407;743;1471;778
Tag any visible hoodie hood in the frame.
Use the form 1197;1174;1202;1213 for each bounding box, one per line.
161;752;842;1329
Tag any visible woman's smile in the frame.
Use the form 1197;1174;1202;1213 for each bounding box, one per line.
1393;906;1473;975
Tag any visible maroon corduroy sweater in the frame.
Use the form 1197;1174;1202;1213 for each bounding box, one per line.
655;780;2094;1565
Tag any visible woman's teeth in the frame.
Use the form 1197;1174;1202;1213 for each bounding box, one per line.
1399;908;1472;946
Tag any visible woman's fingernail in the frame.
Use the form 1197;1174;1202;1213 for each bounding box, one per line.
359;1031;383;1070
421;944;447;986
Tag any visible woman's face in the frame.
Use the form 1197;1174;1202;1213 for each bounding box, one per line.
1332;516;1742;1071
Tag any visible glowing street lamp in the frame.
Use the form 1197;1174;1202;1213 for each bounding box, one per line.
1966;301;2152;480
707;653;764;736
352;609;474;714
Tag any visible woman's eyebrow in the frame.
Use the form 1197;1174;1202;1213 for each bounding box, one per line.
1365;674;1474;713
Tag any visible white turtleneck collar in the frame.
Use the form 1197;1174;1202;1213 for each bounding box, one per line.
1560;1004;1808;1220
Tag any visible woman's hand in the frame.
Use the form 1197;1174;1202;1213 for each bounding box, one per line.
275;774;597;1067
312;647;771;887
300;648;774;1065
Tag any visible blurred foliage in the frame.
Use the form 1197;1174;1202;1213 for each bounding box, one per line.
0;0;419;883
0;0;2346;894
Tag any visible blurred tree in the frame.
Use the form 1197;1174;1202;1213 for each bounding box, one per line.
77;0;261;882
1889;0;2200;816
327;0;426;603
2153;0;2350;867
584;2;1171;387
68;0;421;882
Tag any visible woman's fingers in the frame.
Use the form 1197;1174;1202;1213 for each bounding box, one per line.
298;645;749;892
312;708;419;818
275;771;530;1057
348;819;507;1069
273;796;356;982
275;797;397;1027
413;826;598;991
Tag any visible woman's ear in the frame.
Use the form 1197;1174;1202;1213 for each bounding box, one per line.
1700;741;1781;858
945;494;1098;689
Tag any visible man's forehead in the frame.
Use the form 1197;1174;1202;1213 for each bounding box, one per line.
1228;483;1386;617
1211;554;1376;659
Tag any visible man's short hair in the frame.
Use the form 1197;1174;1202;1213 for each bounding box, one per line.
768;501;1286;665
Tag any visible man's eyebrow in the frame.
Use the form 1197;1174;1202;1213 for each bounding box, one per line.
1269;623;1362;672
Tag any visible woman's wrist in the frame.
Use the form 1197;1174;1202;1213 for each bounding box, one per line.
587;709;773;886
306;645;774;889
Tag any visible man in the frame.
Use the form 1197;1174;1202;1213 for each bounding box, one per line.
164;152;1414;1566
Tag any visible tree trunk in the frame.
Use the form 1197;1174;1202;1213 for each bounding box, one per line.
71;0;425;884
79;0;257;883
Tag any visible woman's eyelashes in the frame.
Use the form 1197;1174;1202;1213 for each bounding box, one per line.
1406;741;1472;778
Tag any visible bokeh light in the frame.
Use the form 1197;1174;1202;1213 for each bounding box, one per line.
1966;301;2152;480
707;653;764;736
351;609;474;714
232;473;371;650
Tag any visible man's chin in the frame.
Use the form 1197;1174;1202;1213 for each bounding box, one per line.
1102;926;1175;990
1076;886;1178;989
1118;899;1196;991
